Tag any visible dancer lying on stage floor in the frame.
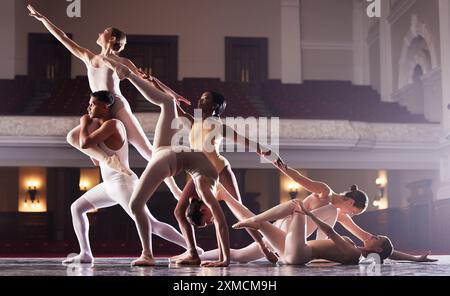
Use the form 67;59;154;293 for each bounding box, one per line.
195;166;436;263
233;195;436;265
64;91;200;264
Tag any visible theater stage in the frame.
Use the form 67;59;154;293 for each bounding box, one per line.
0;256;448;276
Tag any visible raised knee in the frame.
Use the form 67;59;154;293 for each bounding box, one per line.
70;202;83;216
174;204;185;220
284;253;308;265
129;200;142;217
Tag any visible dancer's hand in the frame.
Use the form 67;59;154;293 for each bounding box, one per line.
275;156;287;171
416;251;438;262
137;68;154;81
201;260;229;268
257;148;287;171
297;201;312;216
27;4;45;21
80;114;92;125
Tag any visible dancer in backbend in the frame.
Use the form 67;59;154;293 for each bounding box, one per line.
196;166;436;263
102;57;250;267
63;91;199;264
138;79;279;264
233;198;434;265
27;4;183;198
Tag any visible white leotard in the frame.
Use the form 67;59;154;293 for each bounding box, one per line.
98;126;138;184
86;63;128;113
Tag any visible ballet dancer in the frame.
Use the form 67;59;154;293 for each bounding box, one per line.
102;57;235;267
139;83;279;264
233;198;434;265
275;164;437;262
27;4;183;198
63;91;200;264
198;165;436;263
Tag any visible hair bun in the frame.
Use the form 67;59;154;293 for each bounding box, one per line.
350;185;358;191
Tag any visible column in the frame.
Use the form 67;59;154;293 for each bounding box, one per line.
379;0;394;101
437;0;450;200
0;0;15;79
353;0;370;85
281;0;302;83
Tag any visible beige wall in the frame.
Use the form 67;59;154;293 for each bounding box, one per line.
390;0;440;91
301;0;353;42
16;0;281;80
0;0;16;79
300;0;353;80
369;36;381;93
0;168;19;212
302;49;353;81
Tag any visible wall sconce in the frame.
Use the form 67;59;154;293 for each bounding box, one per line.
79;180;89;194
24;180;41;209
374;176;387;207
375;177;387;198
288;183;300;199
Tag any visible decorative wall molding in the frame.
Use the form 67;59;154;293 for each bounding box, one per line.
398;15;439;89
301;40;353;51
0;116;440;149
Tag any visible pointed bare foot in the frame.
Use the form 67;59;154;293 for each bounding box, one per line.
105;154;133;176
259;245;278;264
232;218;261;230
176;96;191;106
131;253;155;266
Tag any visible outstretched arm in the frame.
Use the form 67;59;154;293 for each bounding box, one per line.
27;5;94;63
299;202;361;262
389;250;437;262
280;166;331;199
338;212;373;242
223;124;286;169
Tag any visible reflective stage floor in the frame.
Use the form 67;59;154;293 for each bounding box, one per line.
0;256;449;276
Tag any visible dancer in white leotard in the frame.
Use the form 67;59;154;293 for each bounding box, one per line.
103;57;237;267
195;184;337;263
233;199;436;265
199;163;436;263
63;91;200;264
27;5;182;198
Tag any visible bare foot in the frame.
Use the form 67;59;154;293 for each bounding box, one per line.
170;250;190;262
105;155;133;176
232;218;261;230
131;253;155;267
62;252;94;265
174;253;201;266
259;245;278;264
201;260;229;267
